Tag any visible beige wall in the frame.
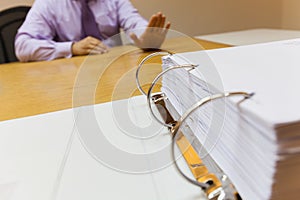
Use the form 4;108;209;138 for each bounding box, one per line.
0;0;33;10
282;0;300;30
1;0;299;36
131;0;282;36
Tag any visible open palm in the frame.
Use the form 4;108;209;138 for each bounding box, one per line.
130;12;171;50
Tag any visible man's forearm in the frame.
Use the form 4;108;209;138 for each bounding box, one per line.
15;34;73;62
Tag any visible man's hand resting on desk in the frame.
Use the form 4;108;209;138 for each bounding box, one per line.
130;12;171;50
71;36;109;56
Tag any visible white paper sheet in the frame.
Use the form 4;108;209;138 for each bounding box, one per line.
168;39;300;128
0;96;205;200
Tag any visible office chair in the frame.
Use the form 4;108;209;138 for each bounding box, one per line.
0;6;30;64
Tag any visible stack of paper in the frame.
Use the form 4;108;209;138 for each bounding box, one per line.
161;39;300;200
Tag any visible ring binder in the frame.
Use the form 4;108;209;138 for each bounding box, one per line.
171;92;253;199
136;51;197;128
136;52;171;96
147;64;198;128
136;52;254;200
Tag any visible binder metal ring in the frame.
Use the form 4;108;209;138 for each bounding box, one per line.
147;64;198;128
136;52;171;96
171;92;254;191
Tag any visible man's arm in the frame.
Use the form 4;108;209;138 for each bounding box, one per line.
15;35;73;62
15;0;108;62
15;0;73;62
116;0;148;33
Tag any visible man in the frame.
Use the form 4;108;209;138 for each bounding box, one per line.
15;0;171;62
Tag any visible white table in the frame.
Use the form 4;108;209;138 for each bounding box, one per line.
196;28;300;46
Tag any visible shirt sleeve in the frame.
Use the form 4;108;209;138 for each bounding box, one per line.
116;0;148;35
15;0;73;62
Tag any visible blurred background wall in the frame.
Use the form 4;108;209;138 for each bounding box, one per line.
0;0;33;10
0;0;299;36
131;0;282;36
281;0;300;30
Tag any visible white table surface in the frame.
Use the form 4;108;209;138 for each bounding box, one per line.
196;28;300;46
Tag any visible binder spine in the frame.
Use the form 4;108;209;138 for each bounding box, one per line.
136;52;253;200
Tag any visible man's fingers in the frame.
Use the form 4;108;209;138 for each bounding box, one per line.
94;45;108;53
85;36;108;49
90;47;108;55
89;38;107;49
87;43;108;54
148;12;170;33
148;15;157;27
87;41;108;52
163;22;171;35
86;36;100;44
154;12;162;28
129;33;138;42
165;22;171;29
97;42;108;50
160;15;166;28
72;36;109;56
82;40;108;55
130;33;141;47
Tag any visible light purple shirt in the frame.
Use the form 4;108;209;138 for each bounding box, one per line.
15;0;148;62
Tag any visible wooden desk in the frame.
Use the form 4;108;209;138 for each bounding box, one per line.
0;38;229;121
